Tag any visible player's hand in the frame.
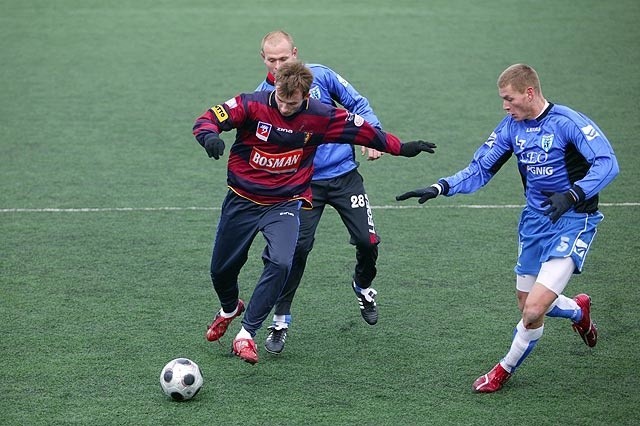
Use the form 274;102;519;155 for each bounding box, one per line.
399;140;437;157
203;134;225;159
541;188;581;223
361;146;383;161
396;183;443;204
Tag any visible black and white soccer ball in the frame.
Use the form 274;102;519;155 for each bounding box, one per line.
159;358;203;401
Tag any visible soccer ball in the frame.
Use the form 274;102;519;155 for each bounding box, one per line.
159;358;204;401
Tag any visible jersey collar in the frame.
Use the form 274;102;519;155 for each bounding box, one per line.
266;72;276;86
535;101;553;121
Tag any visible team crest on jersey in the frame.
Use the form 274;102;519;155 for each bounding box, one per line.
249;147;303;173
581;124;600;141
345;113;365;127
304;132;313;144
256;121;272;141
309;86;321;100
541;134;554;152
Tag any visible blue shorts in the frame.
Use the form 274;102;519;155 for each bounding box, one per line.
515;206;603;276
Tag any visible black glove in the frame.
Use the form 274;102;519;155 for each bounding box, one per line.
399;140;437;157
203;134;225;159
541;187;583;223
396;183;443;204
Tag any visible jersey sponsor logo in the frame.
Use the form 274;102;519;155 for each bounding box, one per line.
541;134;554;152
520;151;549;164
515;137;526;150
277;126;293;133
581;124;600;141
526;127;541;133
526;165;554;175
309;86;321;100
225;97;238;109
485;132;497;148
249;147;303;173
256;121;272;141
211;105;228;122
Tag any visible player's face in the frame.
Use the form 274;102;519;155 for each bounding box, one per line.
274;87;307;117
499;84;535;121
261;39;298;76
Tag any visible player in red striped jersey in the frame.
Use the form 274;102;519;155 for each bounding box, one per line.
193;60;436;364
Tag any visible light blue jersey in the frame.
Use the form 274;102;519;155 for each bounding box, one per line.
439;103;619;214
256;64;381;180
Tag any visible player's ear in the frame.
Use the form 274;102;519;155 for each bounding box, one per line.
292;46;298;58
526;87;535;100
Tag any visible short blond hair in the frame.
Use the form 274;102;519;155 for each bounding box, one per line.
275;60;313;98
498;63;541;94
260;30;295;54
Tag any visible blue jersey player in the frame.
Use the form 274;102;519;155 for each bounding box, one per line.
256;30;385;354
396;63;619;392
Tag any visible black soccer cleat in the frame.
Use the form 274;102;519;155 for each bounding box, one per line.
352;282;378;325
264;326;288;354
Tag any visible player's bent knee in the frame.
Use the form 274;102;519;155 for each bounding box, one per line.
267;256;293;274
522;304;547;325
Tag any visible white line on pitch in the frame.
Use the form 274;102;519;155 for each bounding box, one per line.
1;202;638;213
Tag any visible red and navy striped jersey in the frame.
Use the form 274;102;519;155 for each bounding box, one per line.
193;90;403;208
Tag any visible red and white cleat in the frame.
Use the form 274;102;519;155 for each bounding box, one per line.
205;299;245;342
472;363;512;393
572;293;598;347
232;337;258;364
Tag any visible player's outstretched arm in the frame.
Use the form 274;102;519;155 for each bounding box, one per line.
398;141;437;157
396;183;443;204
